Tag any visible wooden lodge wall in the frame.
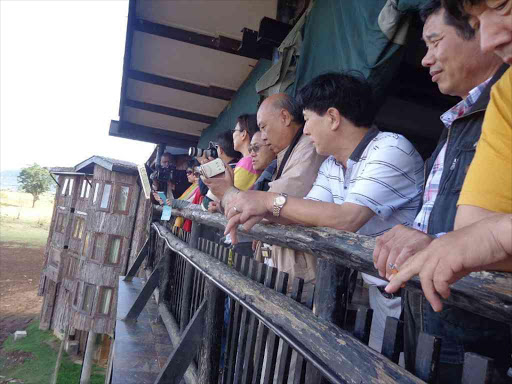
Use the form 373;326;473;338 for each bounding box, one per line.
39;163;141;339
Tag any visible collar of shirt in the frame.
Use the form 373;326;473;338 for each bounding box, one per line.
440;78;492;129
348;125;380;162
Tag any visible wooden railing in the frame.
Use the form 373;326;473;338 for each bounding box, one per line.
163;202;512;324
120;202;512;384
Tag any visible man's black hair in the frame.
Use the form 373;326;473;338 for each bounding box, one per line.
237;114;259;139
272;94;305;126
216;131;242;160
419;0;475;40
296;72;376;128
442;0;482;24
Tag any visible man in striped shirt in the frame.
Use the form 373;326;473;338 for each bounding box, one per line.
225;72;424;351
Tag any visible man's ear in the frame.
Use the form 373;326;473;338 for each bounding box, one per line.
327;107;341;131
280;109;292;127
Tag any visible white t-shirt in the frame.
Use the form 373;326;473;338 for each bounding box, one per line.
305;128;424;286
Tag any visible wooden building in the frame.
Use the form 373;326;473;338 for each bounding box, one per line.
38;156;144;359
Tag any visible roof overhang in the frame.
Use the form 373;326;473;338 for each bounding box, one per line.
111;0;279;148
75;155;139;175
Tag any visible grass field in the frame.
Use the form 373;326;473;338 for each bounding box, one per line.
0;190;54;247
0;321;105;384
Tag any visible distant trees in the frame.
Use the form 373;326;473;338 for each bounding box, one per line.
17;164;53;208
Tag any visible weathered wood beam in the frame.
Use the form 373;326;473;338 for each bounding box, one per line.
158;302;198;384
124;267;160;321
127;70;236;101
134;19;266;60
152;223;425;384
155;300;206;384
156;203;512;324
124;99;216;125
124;239;149;281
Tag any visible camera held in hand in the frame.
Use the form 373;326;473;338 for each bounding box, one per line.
155;163;187;185
188;141;218;159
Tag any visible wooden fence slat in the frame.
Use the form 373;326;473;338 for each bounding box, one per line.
262;271;289;384
414;332;441;384
251;266;278;384
233;259;258;384
180;260;195;332
225;256;251;384
381;316;404;364
241;262;267;384
461;353;495;384
198;279;226;384
295;285;315;384
352;307;373;345
276;277;304;384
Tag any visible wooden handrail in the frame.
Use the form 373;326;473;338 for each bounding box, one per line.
152;222;426;384
155;203;512;324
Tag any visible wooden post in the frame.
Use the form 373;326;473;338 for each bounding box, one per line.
80;331;98;384
51;324;70;384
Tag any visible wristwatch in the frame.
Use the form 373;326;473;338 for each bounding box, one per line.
272;193;288;217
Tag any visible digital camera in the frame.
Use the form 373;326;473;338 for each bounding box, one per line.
188;141;218;159
155;163;187;185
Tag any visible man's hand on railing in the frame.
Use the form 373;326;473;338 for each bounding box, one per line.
373;225;435;280
385;214;512;312
224;190;272;243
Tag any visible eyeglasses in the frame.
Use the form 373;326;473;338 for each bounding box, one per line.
248;144;270;154
186;170;193;175
231;128;243;134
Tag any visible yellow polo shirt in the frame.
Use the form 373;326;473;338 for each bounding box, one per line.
458;67;512;213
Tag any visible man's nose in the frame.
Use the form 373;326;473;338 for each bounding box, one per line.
421;48;434;68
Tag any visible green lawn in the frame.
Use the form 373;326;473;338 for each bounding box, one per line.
0;190;54;247
0;321;105;384
0;217;50;247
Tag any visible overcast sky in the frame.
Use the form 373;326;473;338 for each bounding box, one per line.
1;0;154;172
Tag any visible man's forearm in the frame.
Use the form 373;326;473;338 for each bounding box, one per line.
488;214;512;272
277;196;372;232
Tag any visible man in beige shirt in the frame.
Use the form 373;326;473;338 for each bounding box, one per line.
206;93;325;291
259;95;325;290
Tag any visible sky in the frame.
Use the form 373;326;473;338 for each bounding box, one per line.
0;0;155;172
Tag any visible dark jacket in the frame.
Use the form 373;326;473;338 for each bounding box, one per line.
420;64;510;235
410;64;511;370
251;160;277;192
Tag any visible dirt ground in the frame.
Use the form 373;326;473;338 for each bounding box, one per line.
0;243;45;345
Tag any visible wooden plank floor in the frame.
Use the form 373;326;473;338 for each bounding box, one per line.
112;277;174;384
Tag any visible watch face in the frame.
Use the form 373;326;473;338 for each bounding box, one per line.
276;196;286;205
